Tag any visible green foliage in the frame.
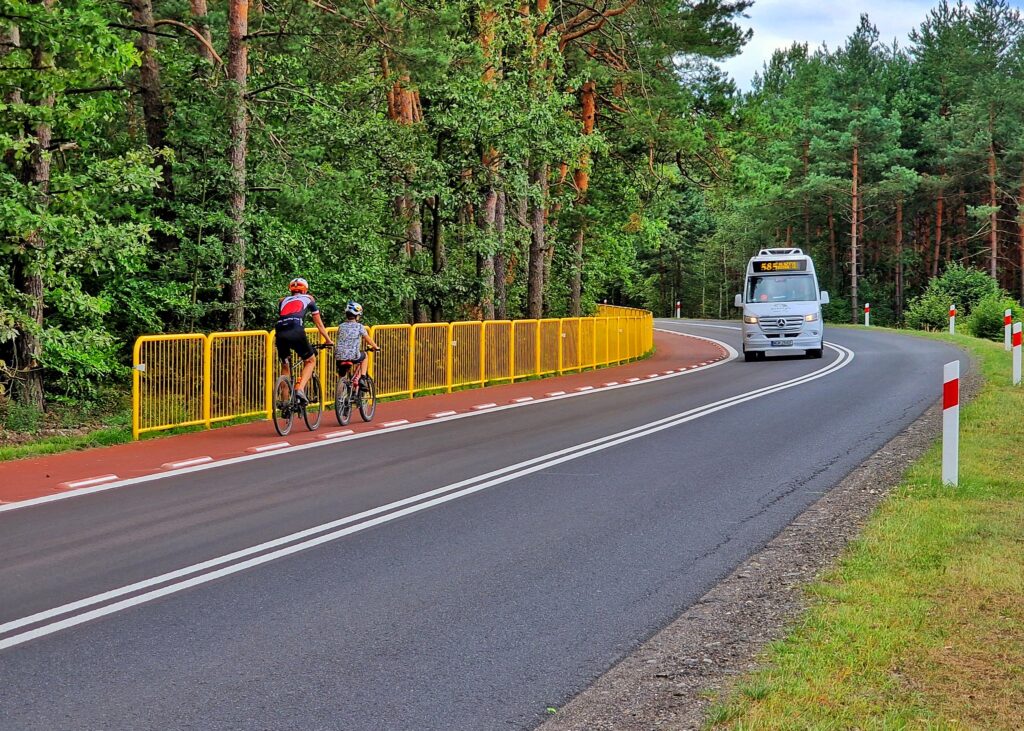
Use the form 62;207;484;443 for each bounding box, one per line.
967;294;1024;341
905;264;1002;331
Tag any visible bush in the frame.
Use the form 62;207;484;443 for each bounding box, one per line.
967;294;1024;341
905;264;1001;331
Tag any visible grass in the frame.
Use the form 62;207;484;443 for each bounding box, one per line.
706;329;1024;729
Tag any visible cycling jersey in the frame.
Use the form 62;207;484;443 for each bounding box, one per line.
335;321;369;361
277;293;319;326
275;293;318;362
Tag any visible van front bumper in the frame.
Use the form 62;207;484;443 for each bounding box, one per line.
742;330;822;352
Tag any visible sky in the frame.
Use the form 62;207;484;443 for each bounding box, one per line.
718;0;1024;90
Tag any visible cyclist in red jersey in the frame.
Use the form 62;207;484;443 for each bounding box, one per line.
276;278;333;403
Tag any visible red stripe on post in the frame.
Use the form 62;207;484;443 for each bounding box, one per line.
1006;314;1013;325
1014;330;1022;347
943;379;959;409
950;307;956;317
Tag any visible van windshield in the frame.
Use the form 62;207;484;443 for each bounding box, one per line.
747;274;818;303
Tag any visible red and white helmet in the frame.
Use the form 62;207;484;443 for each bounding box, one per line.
289;277;309;293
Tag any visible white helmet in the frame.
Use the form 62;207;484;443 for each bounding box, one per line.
289;277;309;293
345;301;363;317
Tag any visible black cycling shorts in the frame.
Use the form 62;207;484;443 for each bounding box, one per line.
335;352;365;376
275;322;314;362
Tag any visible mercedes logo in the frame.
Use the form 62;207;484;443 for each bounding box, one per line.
776;318;786;328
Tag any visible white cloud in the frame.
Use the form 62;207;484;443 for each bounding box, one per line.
718;0;1022;90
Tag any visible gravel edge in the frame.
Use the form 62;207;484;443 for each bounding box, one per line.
538;356;981;731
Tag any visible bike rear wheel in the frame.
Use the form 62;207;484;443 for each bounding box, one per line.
358;375;376;422
273;375;294;436
335;377;353;426
303;372;323;431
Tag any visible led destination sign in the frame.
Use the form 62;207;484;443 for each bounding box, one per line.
753;259;807;273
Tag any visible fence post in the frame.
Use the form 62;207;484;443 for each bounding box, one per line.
942;360;959;487
1013;322;1022;386
446;323;454;393
203;334;212;430
864;302;870;327
949;304;956;335
132;337;143;440
1005;309;1013;351
264;331;274;420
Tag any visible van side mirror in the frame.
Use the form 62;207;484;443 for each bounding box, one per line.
819;291;830;305
734;294;742;308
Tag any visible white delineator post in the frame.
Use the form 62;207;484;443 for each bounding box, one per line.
1005;309;1013;351
942;360;959;487
1013;322;1022;386
949;304;956;335
864;302;870;327
675;301;681;319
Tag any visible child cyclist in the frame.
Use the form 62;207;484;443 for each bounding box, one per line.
334;301;379;390
276;277;333;404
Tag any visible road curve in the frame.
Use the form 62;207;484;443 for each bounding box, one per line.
0;322;966;731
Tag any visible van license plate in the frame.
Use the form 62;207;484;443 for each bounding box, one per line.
770;340;793;347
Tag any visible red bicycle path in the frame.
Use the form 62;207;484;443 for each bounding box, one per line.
0;329;728;506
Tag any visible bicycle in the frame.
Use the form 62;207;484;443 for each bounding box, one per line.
334;348;378;426
273;344;330;436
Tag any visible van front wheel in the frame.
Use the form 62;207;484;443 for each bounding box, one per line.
744;349;757;362
807;347;823;359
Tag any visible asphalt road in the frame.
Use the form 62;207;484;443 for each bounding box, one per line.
0;322;967;731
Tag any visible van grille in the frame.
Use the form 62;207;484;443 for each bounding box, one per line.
760;316;803;334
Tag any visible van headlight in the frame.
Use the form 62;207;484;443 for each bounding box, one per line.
804;312;819;322
743;315;759;324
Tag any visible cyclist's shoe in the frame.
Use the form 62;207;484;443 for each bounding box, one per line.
295;389;309;405
359;375;370;393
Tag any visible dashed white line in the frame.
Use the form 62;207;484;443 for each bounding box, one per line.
160;457;213;470
315;430;353;440
245;442;289;454
545;391;566;397
472;403;498;410
511;397;534;403
57;475;119;490
429;410;458;418
380;419;410;428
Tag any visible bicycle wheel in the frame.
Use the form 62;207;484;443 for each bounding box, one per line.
303;372;323;431
335;377;353;426
273;375;294;436
358;375;376;422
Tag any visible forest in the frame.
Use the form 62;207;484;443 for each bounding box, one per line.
3;0;1024;417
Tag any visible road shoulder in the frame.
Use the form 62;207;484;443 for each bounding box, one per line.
539;349;980;731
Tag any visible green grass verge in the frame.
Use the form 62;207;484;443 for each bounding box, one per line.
706;328;1024;729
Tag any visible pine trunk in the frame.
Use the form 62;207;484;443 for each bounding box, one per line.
569;80;596;317
895;194;904;321
827;195;836;284
850;140;859;323
494;191;508;319
14;5;55;410
477;187;497;319
527;162;548;319
989;119;998;279
1019;179;1024;302
227;0;249;330
933;189;944;278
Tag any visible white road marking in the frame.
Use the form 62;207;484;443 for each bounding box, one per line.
429;410;458;418
0;340;853;650
472;403;498;410
511;397;534;403
56;475;119;490
315;430;353;440
380;420;410;428
161;457;213;470
245;442;289;454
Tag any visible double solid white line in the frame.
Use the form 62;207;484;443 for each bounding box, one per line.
0;337;853;652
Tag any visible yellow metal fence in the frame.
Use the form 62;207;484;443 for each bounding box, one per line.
133;307;653;439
